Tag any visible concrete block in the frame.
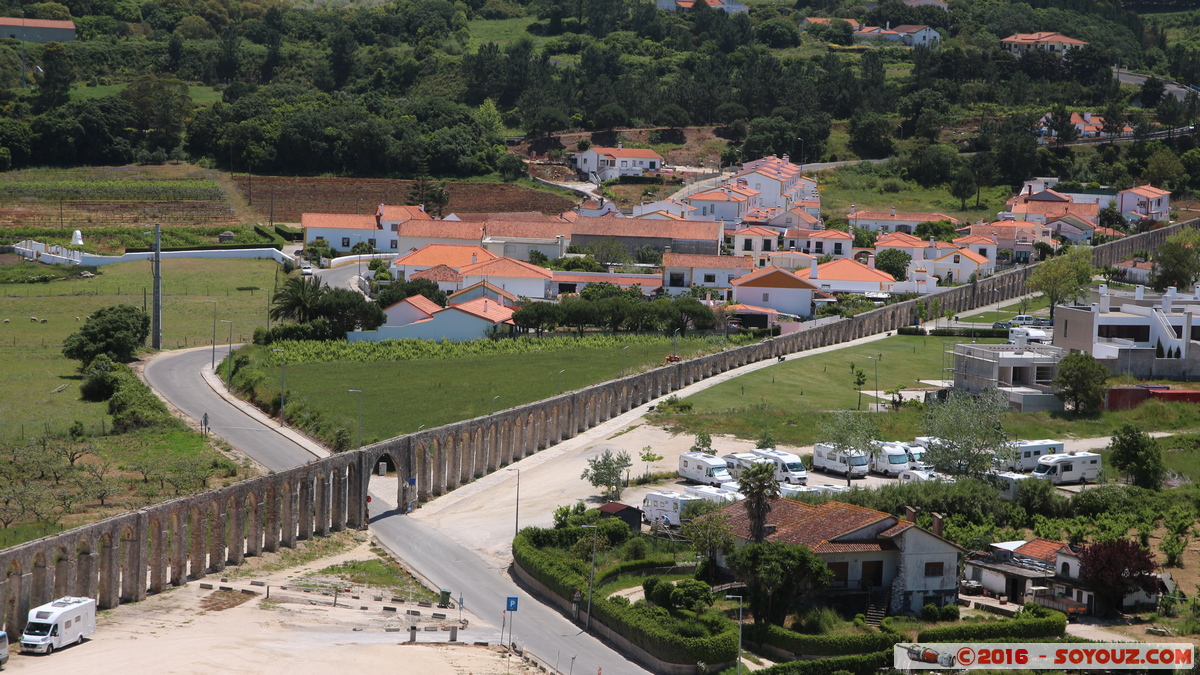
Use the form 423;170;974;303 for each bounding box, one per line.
250;580;266;587
240;589;257;596
374;596;383;602
199;583;214;590
418;601;432;608
360;606;368;611
391;597;403;603
353;627;364;632
432;613;446;619
385;627;401;633
440;626;451;631
383;606;397;612
473;642;489;647
351;595;360;600
424;626;438;632
221;577;228;583
219;586;233;591
407;610;420;616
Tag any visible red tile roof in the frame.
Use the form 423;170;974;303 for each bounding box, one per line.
380;204;433;222
393;244;497;269
878;522;915;537
851;210;960;223
1094;226;1126;237
1123;185;1171;199
1002;32;1087;46
593;146;664;160
301;213;380;231
719;499;892;549
449;297;516;323
813;541;898;553
934;248;989;265
804;229;853;240
1013;538;1067;562
573;216;721;242
0;17;74;29
725;303;779;315
796;258;896;283
875;232;925;248
732;266;817;290
663;253;752;270
460;256;553;279
383;294;444;315
450;212;565;222
735;226;779;237
952;234;998;246
410;264;462;283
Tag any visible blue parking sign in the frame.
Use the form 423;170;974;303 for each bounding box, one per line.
507;596;518;612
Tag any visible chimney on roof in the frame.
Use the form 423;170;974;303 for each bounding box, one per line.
904;505;918;522
886;20;890;29
376;204;383;227
782;154;789;163
929;237;936;249
932;513;944;538
617;141;623;150
850;204;856;215
484;299;489;313
867;255;876;270
810;257;819;280
471;253;477;264
1100;289;1111;313
891;205;896;217
1084;112;1092;123
664;245;672;255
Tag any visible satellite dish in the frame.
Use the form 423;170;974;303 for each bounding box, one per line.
71;230;83;246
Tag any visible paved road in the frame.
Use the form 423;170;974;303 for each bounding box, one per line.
1115;68;1191;102
141;347;651;674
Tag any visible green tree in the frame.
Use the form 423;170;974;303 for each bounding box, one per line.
62;305;150;365
328;28;358;89
580;448;632;499
639;445;663;478
922;389;1013;478
1141;76;1166;109
671;579;716;614
1047;104;1078;145
314;288;385;334
585;237;632;265
1027;246;1094;320
1108;423;1166;490
407;173;450;218
875;248;911;281
691;431;713;454
682;506;734;582
950;167;977;211
1152;228;1200;290
496;153;526;181
853;368;867;410
738;461;780;543
1054;352;1110;415
755;17;799;48
1144;149;1184;189
593;103;629;130
848;111;894;159
817;410;879;486
1079;539;1158;616
37;41;73;110
270;275;328;324
726;543;832;626
1101;101;1126;144
914;220;958;241
119;75;193;152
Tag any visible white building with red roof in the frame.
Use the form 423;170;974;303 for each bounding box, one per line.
571;144;664;181
300;213;386;253
952;233;999;261
912;247;994;284
892;24;940;47
792;229;854;259
848;206;960;234
734;156;816;210
796;257;898;294
662;253;753;298
1001;32;1087;55
731;266;818;317
1118;185;1171;222
350;296;515;342
459;257;553;299
732;225;781;262
682;183;758;222
769;206;821;232
390;244;497;279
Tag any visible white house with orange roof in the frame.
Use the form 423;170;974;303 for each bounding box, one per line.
792;229;854;259
577;198;621;218
682;184;757;221
875;232;959;264
893;24;940;47
796;257;898;294
969;221;1042;263
1004;190;1100;225
300;213;386;252
731;266;818;317
952;233;999;261
571;144;664;181
381;293;445;327
349;296;515;342
459;257;553;299
1001;32;1087;55
766;249;816;270
1038;112;1132;139
1118;185;1171;221
390;243;497;279
913;247;994;284
734;156;813;210
769;207;822;232
854;25;902;43
848;206;960;234
631;198;697;219
410;264;463;294
662;252;753;298
733;226;781;261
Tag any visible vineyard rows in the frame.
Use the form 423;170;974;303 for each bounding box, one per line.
0;180;225;201
263;333;755;365
1;224;273;253
0;200;239;231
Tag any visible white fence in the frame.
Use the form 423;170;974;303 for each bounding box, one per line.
13;240;294;267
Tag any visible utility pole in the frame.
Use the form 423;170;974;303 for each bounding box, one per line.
146;222;162;349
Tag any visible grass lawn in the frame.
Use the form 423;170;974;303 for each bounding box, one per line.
960;295;1053;322
818;174;1011;225
314;555;438;601
467;17;544;50
71;82;223;106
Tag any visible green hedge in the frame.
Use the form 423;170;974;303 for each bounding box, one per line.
741;650;893;675
125;243;282;253
898;326;924;335
917;611;1066;642
274;225;303;241
513;529;738;665
928;328;1009;338
107;371;183;433
746;623;903;656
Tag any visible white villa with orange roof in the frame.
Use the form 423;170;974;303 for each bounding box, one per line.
952;233;999;261
350;296;515;342
792;229;854;259
731;266;817;317
874;232;958;262
682;183;758;221
796;257;897;294
1001;32;1087;55
892;24;940;47
390;243;497;280
769;207;821;232
571;144;664;181
732;226;780;261
301;203;432;252
734;156;816;210
1118;185;1171;221
848;206;960;234
662;253;753;298
912;247;994;284
1038;111;1132;139
459;257;553;299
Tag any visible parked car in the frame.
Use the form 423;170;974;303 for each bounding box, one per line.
992;321;1011;329
1033;318;1054;327
300;264;314;276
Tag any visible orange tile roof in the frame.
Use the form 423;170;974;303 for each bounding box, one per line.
934;248;989;265
724;303;780;315
875;232;925;248
804;229;853;240
410;264;462;283
0;17;75;29
1124;185;1171;199
379;204;433;221
732;266;817;289
813;541;897;553
1094;226;1126;237
1117;259;1153;270
482;219;574;239
551;272;659;288
301;213;380;230
663;253;752;270
718;499;891;549
1023;188;1070;202
1010;201;1099;219
851;210;960;223
592;146;663;160
383;293;444;315
1002;32;1087;46
1013;538;1067;562
448;280;519;303
735;226;779;237
879;521;915;537
796;258;896;283
634;211;686;220
393;244;497;269
450;212;564;222
768;250;815;261
892;24;931;33
460;256;553;279
688;189;749;202
449;297;516;323
952;234;998;246
572;216;721;242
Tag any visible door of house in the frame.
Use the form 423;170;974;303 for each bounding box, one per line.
828;562;849;588
861;560;884;588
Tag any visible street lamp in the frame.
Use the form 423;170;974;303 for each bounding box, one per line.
219;320;233;383
621;345;629;377
506;467;520;536
726;595;744;675
272;348;286;426
205;300;217;369
493;395;500;414
673;329;680;358
348;389;363;449
581;525;598;630
796;137;805;173
867;356;879;411
558;369;566;395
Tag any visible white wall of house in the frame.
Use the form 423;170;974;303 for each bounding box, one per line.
732;285;813;317
902;27;940;46
460;274;547;299
383;302;434;327
818;551;899;588
733;232;778;257
305;226;388;250
1119;191;1170;220
348;310;501;342
796;236;852;259
662;266;745;295
898;529;960;595
690;198;745;222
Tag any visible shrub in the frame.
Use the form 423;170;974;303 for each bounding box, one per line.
80;354;123;401
252;319;340;345
744;650;893;675
107;371;181;433
928;328;1009;338
747;624;902;657
796;606;842;635
917;611;1066;642
897;326;925;335
939;604;960;621
624;537;647;560
921;603;940;622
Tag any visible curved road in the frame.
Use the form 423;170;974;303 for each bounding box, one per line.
143;347;651;675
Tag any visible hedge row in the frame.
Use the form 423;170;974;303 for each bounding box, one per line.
748;650;893;675
513;529;738;665
108;370;183;433
928;328;1010;338
917;611;1066;642
746;623;903;656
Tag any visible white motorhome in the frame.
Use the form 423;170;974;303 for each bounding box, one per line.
1002;440;1065;472
20;597;95;655
721;452;774;480
812;483;852;495
990;470;1033;501
870;442;912;477
678;452;733;487
750;448;808;485
641;491;704;527
0;630;7;669
811;443;868;478
898;469;956;485
1009;327;1050;344
1033;452;1101;485
684;485;742;504
781;485;823;499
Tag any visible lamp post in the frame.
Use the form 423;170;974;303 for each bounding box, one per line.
995;289;1002;325
673;329;680;358
558;369;565;395
796;137;805;173
272;348;286;426
621;345;629;377
348;389;363;449
219;320;233;383
726;595;744;675
581;525;598;629
493;395;500;414
205;300;217;369
506;467;520;536
867;356;879;412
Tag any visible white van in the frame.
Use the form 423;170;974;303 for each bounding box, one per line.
903;443;928;469
684;485;742;504
721;453;774;480
641;491;704;527
913;436;941;449
1009;327;1050;344
870;442;912;477
812;443;868;478
750;448;808;485
990;470;1033;501
1002;440;1065;472
678;452;733;487
1033;452;1101;485
20;597;95;655
898;469;956;485
1010;315;1037;326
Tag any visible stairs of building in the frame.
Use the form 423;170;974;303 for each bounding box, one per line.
865;585;890;626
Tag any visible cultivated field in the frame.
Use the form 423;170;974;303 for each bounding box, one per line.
232;175;577;221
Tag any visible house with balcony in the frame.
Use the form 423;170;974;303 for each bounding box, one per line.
951;234;999;261
1118;185;1171;222
571;144;664;181
792;229;854;259
1001;32;1087;55
732;226;781;263
713;498;964;616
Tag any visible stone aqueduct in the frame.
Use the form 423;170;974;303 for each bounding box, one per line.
0;220;1193;637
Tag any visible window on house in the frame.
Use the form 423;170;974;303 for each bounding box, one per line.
1061;562;1070;576
649;162;657;169
368;238;376;247
763;239;773;251
390;240;398;249
953;255;960;263
762;292;770;302
833;243;842;254
315;236;325;241
758;259;766;267
703;274;716;283
743;240;753;251
727;274;736;283
815;242;824;253
788;240;796;248
669;273;686;287
621;160;628;168
924;562;945;577
342;237;350;247
391;224;399;232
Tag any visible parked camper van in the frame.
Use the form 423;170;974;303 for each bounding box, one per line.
641;491;704;527
684;485;742;504
781;485;822;499
898;469;956;485
870;442;912;477
678;452;733;487
903;443;928;469
721;453;774;480
812;483;852;495
20;597;95;655
1033;452;1101;485
811;444;868;478
750;448;808;485
990;470;1033;501
1009;327;1050;344
1002;440;1065;472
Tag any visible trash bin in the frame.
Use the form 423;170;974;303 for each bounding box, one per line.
440;589;452;606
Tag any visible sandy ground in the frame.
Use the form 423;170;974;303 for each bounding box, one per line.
4;537;531;675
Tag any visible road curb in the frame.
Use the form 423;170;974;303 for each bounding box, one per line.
199;361;331;460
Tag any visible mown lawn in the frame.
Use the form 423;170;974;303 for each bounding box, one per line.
960;295;1053;323
70;82;223;106
467;17;544;50
817;172;1011;224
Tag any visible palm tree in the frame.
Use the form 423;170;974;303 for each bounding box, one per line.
270;275;327;323
739;462;780;543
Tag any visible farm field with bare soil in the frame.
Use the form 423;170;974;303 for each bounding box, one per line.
516;125;731;168
232;175;577;221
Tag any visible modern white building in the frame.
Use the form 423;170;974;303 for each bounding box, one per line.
1118;185;1171;222
730;266;817;317
459;257;553;299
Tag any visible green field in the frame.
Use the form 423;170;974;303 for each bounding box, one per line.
960;295;1053;323
0;258;280;436
818;172;1012;224
71;82;224;107
466;17;544;50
